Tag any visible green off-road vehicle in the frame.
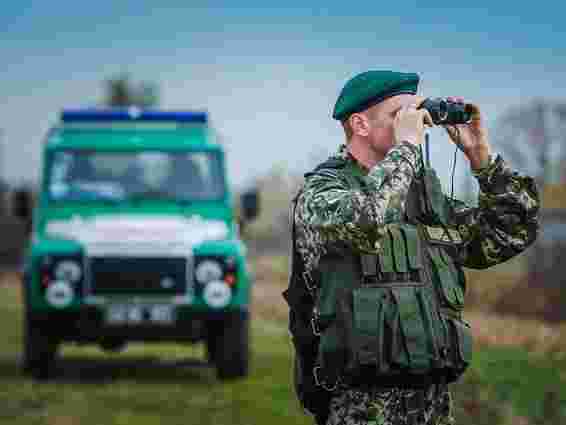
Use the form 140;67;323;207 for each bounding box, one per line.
21;109;259;380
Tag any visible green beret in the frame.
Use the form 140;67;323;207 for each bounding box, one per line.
332;70;420;121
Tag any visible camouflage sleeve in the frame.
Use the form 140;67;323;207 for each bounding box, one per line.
295;141;421;275
451;154;540;269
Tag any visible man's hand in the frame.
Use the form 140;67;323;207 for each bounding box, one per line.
443;97;492;170
394;102;433;146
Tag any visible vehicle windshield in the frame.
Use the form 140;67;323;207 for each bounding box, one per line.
47;150;225;202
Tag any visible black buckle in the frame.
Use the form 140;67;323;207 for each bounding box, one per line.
303;271;316;293
311;316;321;336
362;270;422;285
313;366;338;392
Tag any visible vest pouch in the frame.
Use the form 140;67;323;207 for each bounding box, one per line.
352;285;388;369
444;316;473;374
317;321;346;389
428;246;465;311
384;223;421;276
401;225;422;271
380;231;396;274
388;226;409;273
390;286;438;372
316;260;357;388
351;284;440;376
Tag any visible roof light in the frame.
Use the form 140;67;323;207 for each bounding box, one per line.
60;109;208;124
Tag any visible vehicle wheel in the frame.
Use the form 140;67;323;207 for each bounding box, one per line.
22;311;59;380
205;321;219;365
207;312;250;380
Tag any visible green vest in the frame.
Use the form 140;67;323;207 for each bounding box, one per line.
283;156;473;422
315;159;472;387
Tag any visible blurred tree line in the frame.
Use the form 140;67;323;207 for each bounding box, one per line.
492;100;566;321
103;73;159;108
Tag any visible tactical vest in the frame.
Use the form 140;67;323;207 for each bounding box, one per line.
283;156;473;423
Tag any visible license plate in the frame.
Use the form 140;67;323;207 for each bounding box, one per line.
105;304;175;325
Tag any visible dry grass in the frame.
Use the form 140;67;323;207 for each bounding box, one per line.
251;255;289;323
252;254;289;285
251;254;566;355
466;265;566;323
0;270;21;289
464;270;525;310
465;309;566;353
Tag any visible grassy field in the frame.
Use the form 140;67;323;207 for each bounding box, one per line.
0;279;312;425
1;265;566;425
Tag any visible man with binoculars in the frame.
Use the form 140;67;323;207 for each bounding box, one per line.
283;70;540;425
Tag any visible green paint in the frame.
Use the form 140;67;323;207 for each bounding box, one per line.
24;113;253;341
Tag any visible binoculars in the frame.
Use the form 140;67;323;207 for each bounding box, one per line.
419;97;473;125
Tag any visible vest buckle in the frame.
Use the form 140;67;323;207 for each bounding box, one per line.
311;313;321;336
313;366;338;392
311;317;321;336
303;271;316;293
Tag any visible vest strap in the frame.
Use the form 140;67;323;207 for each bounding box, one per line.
313;366;340;392
361;270;422;285
360;253;378;277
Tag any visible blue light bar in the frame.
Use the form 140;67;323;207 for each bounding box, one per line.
61;108;208;124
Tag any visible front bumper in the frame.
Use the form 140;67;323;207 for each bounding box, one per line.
30;306;248;343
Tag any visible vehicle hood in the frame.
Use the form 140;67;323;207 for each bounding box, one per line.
43;213;231;256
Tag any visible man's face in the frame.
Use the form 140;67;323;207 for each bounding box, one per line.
364;94;421;156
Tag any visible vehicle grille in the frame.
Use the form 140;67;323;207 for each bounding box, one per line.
89;257;188;295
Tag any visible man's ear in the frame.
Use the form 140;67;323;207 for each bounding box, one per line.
349;113;370;137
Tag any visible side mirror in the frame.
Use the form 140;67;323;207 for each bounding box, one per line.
12;187;34;235
240;188;260;222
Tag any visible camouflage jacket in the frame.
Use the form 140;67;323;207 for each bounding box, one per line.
294;141;540;284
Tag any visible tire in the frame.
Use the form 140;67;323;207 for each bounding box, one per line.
206;312;250;380
205;321;219;365
22;310;59;380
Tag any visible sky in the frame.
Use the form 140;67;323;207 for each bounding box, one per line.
2;0;566;194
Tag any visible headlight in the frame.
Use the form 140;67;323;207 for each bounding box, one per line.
54;260;82;283
195;260;223;284
46;280;74;308
203;280;231;308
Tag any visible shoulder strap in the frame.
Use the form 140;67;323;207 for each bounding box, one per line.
289;189;305;293
282;186;332;425
304;157;347;179
282;188;313;315
283;154;351;311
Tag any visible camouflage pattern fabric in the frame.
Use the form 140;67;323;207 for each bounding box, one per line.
294;141;539;424
456;154;539;268
295;142;539;280
295;141;422;277
326;384;454;425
